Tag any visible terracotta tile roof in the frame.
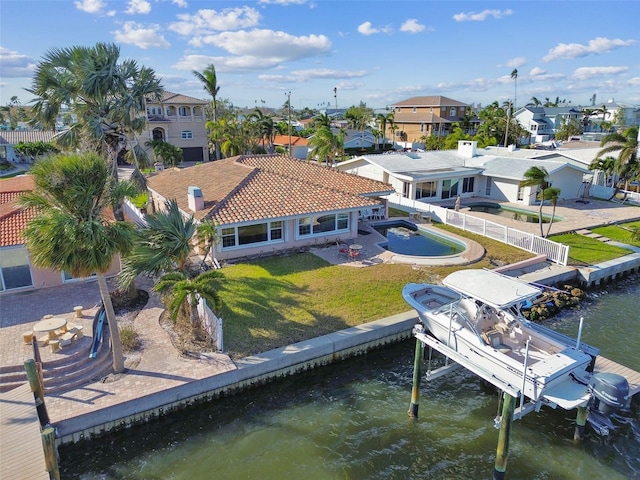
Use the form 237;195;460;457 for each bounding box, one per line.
390;96;468;108
0;131;57;145
0;176;36;247
272;135;309;146
147;154;394;225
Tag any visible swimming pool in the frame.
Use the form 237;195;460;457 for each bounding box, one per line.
373;221;465;256
466;203;559;224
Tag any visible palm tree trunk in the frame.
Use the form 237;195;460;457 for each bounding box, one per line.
97;273;125;373
545;204;557;238
537;190;545;237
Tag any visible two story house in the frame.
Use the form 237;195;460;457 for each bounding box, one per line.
142;91;209;163
514;106;582;142
387;96;471;144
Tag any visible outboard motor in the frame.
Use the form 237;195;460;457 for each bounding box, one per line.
587;372;629;435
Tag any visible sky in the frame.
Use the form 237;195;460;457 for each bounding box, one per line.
1;0;639;112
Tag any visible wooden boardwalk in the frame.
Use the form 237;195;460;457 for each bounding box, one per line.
0;383;49;480
595;355;640;398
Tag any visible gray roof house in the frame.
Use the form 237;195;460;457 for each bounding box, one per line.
336;141;591;207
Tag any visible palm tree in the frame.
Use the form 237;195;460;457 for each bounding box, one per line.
118;199;197;288
510;69;518;109
588;156;617;187
520;166;550;237
543;187;562;238
28;43;163;203
195;219;220;266
308;125;340;165
154;270;224;338
376;112;394;150
19;152;136;373
596;126;639;195
193;64;221;160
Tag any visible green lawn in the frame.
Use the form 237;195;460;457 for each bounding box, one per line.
548;232;634;265
591;221;640;247
217;227;533;358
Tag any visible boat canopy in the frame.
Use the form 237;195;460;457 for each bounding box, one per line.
442;269;541;309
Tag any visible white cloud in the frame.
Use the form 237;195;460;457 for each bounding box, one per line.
453;9;512;22
628;77;640;87
506;57;526;68
529;67;546;76
0;47;36;77
258;0;308;4
572;66;628;80
125;0;151;15
169;7;261;36
357;21;392;36
192;29;331;61
259;68;368;83
543;37;637;62
172;0;188;7
400;19;426;33
113;22;170;49
74;0;105;14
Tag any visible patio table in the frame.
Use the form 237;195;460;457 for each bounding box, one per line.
33;317;67;342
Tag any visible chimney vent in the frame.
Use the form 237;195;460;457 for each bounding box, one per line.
187;186;204;212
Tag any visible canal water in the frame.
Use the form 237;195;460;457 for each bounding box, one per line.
61;277;640;479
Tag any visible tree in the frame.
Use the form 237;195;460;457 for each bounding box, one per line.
555;118;583;141
195;219;220;265
119;199;197;288
520;166;550;237
27;42;163;206
596;126;639;194
308;126;341;165
588;156;617;187
19;152;136;373
193;64;221;160
376;112;394;150
145;139;184;167
510;69;518;109
543;186;562;238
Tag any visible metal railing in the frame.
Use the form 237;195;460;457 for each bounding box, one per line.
384;194;569;265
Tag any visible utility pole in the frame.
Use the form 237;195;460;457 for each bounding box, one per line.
334;87;337;111
286;91;292;157
503;103;511;148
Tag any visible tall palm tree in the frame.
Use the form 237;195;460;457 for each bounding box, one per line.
28;43;163;204
376;112;394;150
520;166;550;237
308;126;340;166
195;219;220;266
596;126;639;195
193;64;221;160
118;199;197;288
543;187;562;238
510;69;518;109
20;152;136;373
588;156;617;187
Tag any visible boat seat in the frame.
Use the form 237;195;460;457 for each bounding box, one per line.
482;329;512;353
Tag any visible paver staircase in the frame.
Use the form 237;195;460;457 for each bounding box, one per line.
0;328;113;395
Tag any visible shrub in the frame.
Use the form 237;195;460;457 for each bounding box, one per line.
130;192;149;210
119;324;141;352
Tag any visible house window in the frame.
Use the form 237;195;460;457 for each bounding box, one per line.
0;247;33;291
416;181;437;199
396;107;402;112
402;182;410;198
462;177;475;194
270;221;283;240
441;179;459;199
238;224;268;245
178;106;189;117
413;107;417;113
221;227;236;248
297;213;349;237
420;124;425;133
181;130;193;139
517;185;525;201
450;107;456;116
62;271;96;283
485;177;492;196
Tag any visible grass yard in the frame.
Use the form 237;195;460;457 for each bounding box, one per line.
591;221;640;247
217;229;532;358
549;232;634;265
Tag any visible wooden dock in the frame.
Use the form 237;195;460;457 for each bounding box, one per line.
595;355;640;398
0;383;49;480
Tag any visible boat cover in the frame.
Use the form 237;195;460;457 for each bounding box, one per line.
443;269;541;309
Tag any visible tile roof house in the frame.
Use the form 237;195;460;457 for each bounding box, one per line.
387;96;472;145
0;130;57;163
271;134;309;159
142;91;209;163
336;141;591;207
0;175;121;294
146;154;394;261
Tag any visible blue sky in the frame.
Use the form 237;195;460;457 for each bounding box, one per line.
1;0;639;111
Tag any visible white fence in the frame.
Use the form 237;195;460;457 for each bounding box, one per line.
122;198;148;226
384;194;569;265
197;295;224;352
589;184;640;205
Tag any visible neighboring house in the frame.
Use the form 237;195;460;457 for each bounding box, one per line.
141;91;209;162
146;154;394;261
387;96;471;143
514;106;582;141
0;176;120;294
579;98;640;132
0;130;57;163
336;141;591;207
272;134;309;159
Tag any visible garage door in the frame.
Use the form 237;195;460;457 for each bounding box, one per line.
181;147;204;162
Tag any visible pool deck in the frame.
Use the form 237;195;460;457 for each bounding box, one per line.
309;217;486;267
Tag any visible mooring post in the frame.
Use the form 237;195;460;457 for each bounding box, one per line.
408;337;424;418
494;393;516;480
24;358;50;427
41;426;60;480
573;406;589;442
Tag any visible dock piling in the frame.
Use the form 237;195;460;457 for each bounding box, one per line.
41;426;60;480
494;392;516;480
24;359;50;427
574;406;588;442
408;337;424;418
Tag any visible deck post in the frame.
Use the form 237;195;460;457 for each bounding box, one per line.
494;392;516;480
41;426;60;480
408;337;424;418
573;406;589;442
24;358;50;427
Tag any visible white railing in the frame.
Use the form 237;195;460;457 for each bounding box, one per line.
384;194;569;265
589;184;640;205
123;198;148;226
197;295;223;352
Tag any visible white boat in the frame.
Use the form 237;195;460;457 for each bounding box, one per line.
403;269;629;430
